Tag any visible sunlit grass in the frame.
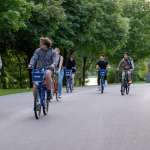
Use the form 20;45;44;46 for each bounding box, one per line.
0;88;32;96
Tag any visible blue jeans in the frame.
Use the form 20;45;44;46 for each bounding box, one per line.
57;69;64;94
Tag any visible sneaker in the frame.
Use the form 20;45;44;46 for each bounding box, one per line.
129;80;132;84
47;90;52;100
97;87;101;91
72;87;74;90
105;80;108;86
58;94;62;98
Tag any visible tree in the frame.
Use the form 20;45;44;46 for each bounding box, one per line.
0;0;42;31
2;0;65;88
118;0;150;62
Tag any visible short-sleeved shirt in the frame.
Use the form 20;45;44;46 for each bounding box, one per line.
97;60;108;69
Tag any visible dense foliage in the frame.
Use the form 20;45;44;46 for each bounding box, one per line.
0;0;150;89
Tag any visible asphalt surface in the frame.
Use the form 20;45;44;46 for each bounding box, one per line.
0;84;150;150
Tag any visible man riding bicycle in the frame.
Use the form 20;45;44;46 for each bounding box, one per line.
117;52;134;84
96;54;110;91
28;37;57;100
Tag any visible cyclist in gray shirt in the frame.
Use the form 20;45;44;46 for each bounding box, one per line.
28;37;57;100
117;52;134;84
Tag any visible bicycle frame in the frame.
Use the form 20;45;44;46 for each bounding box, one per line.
99;69;107;86
120;70;131;95
65;67;74;92
53;69;59;94
31;66;49;106
122;70;129;87
99;69;107;94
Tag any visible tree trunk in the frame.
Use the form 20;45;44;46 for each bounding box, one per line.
16;55;22;89
82;57;87;85
27;54;33;88
63;48;67;86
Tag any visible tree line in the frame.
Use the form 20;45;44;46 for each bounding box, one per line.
0;0;150;89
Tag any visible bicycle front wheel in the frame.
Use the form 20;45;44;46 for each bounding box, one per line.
34;89;41;119
101;78;104;94
121;79;125;95
56;91;58;101
66;78;69;93
126;83;130;94
43;101;49;115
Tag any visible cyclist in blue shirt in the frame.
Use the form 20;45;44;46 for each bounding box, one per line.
96;54;110;91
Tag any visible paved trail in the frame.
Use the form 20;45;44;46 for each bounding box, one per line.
0;84;150;150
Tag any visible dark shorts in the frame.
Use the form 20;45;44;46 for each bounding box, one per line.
72;72;76;75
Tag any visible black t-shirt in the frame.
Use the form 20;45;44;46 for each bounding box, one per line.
97;60;108;69
66;60;76;72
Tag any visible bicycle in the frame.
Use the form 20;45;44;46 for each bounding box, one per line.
65;67;74;93
99;69;107;94
52;69;60;101
31;66;52;119
119;70;131;95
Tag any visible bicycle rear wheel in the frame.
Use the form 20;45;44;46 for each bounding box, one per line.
66;78;69;93
126;83;130;94
34;89;41;119
121;79;125;95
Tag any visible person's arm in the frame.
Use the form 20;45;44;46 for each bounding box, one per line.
28;49;39;68
0;55;2;69
58;56;63;72
117;59;124;71
51;50;57;68
107;65;110;69
96;61;99;69
131;59;134;71
74;61;76;69
96;65;100;69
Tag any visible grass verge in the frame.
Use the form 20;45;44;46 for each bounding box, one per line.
0;88;32;96
0;81;148;96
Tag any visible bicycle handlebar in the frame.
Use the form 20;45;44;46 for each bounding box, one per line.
28;65;52;72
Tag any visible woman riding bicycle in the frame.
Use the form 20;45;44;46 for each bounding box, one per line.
55;48;64;98
65;55;76;90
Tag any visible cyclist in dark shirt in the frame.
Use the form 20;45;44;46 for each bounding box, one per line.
96;54;110;91
65;55;76;90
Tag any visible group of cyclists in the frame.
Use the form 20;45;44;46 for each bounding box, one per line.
28;37;135;100
28;37;77;100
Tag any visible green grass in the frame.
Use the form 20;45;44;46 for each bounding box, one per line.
0;88;32;96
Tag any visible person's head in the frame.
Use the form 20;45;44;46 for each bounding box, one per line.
40;37;52;50
124;52;129;60
55;48;60;55
100;54;105;61
69;55;74;61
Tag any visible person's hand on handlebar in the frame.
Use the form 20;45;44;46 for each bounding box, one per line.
50;64;55;69
117;68;119;71
131;69;134;72
28;65;32;69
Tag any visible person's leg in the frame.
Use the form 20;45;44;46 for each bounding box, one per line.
97;71;100;90
33;82;38;97
58;69;64;95
71;73;75;89
128;70;132;83
45;70;52;100
105;71;108;85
